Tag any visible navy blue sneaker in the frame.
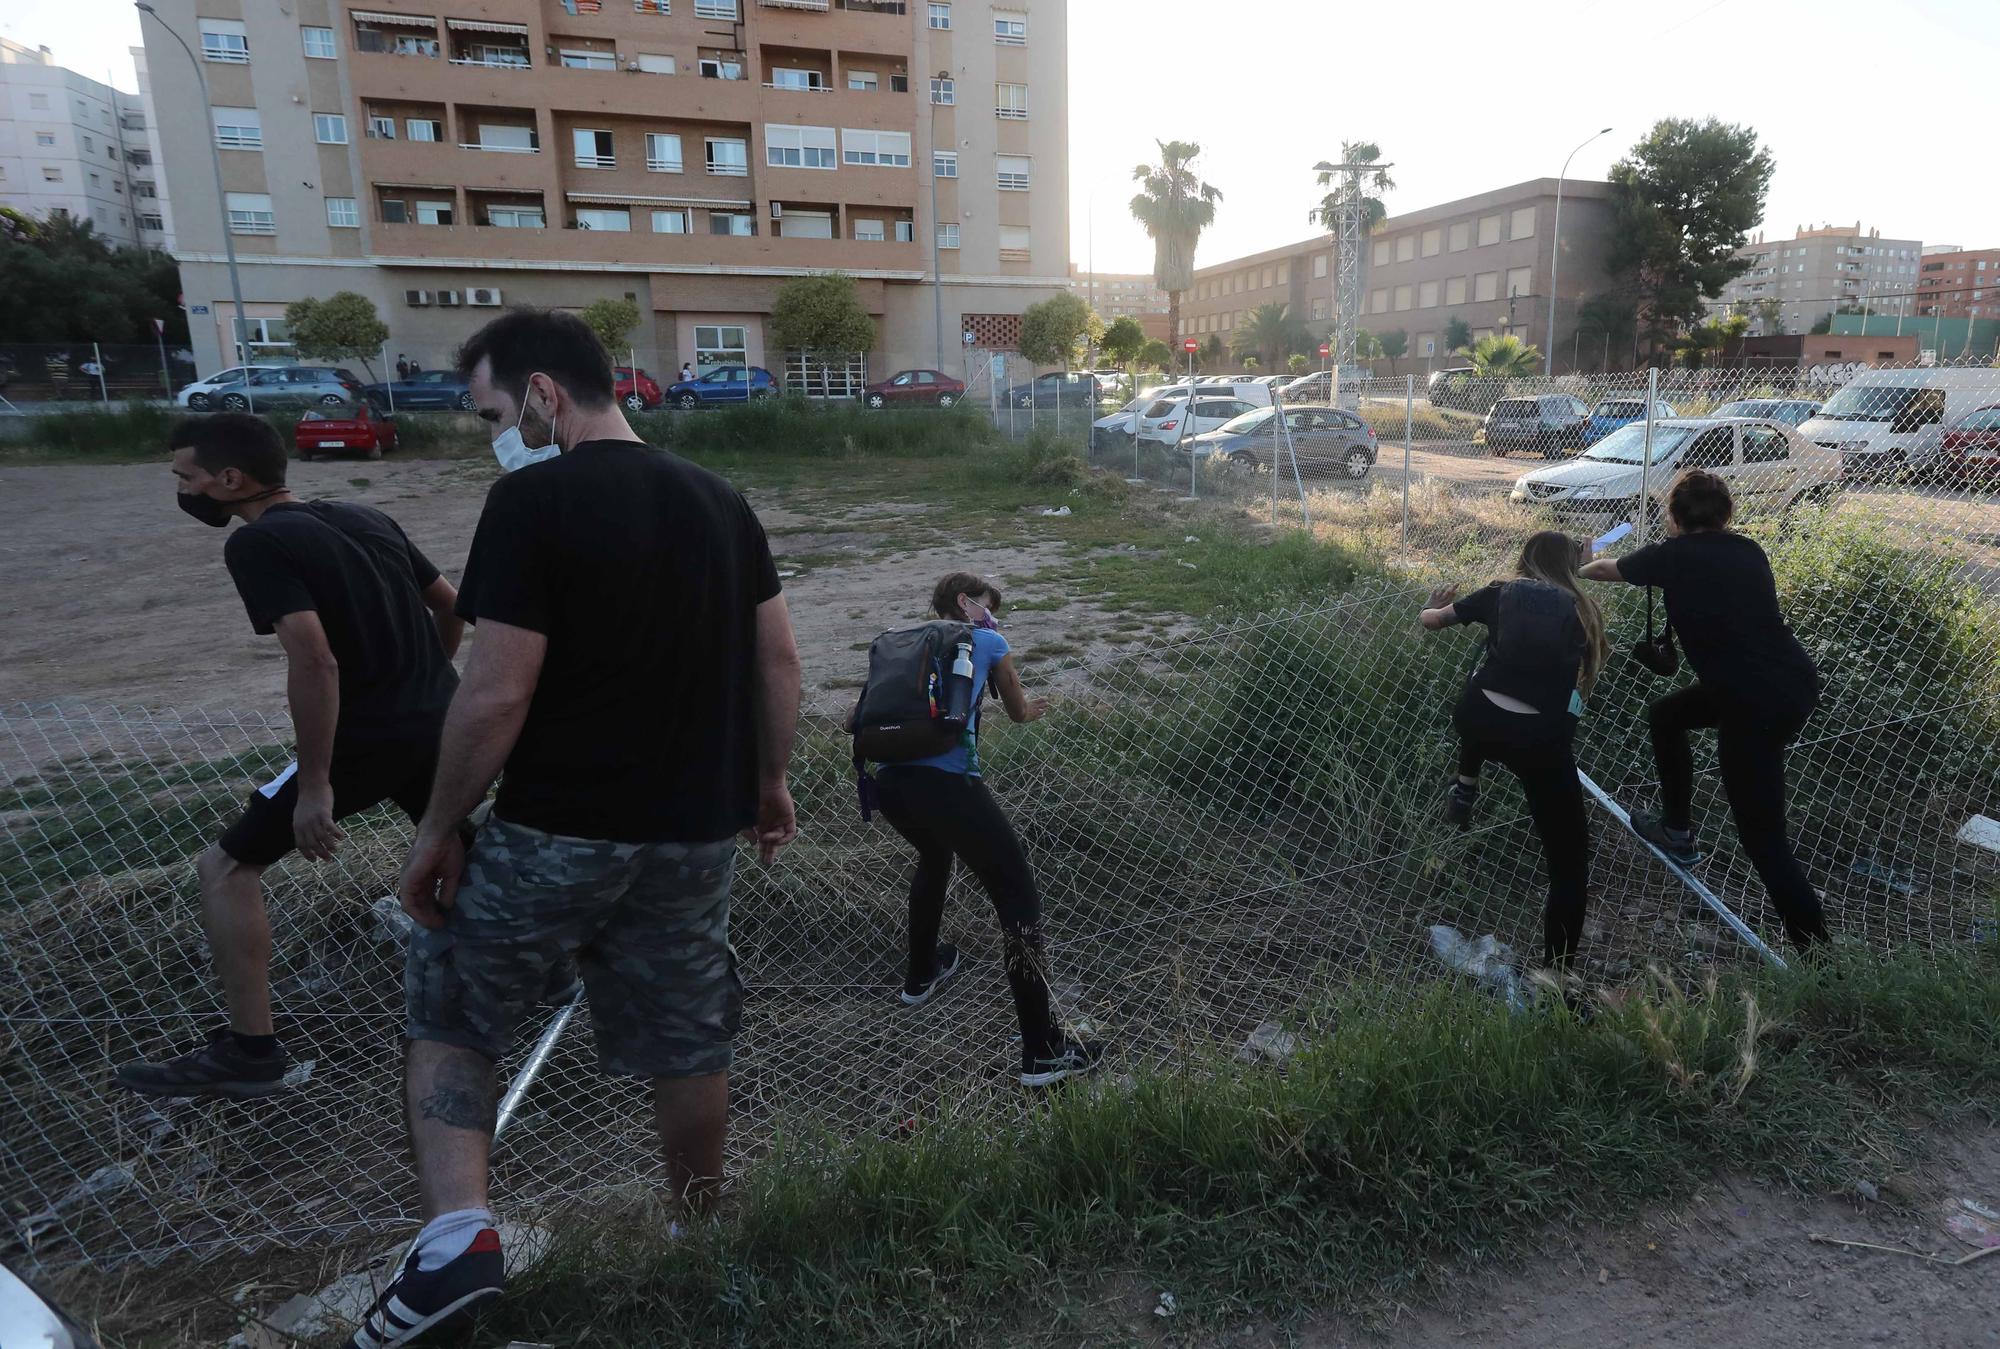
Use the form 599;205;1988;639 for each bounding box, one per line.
900;942;962;1007
113;1029;288;1101
344;1228;504;1348
1632;810;1703;866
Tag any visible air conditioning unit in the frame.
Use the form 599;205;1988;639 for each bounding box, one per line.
466;287;503;307
435;289;462;307
404;289;432;307
770;201;784;219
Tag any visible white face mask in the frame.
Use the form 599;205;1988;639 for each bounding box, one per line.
491;381;562;473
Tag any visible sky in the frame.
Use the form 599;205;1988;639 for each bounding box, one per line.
14;0;1995;274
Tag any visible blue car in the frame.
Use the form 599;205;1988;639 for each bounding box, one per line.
666;365;779;408
1581;396;1679;447
360;369;475;411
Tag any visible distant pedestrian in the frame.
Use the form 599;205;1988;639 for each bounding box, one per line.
408;357;423;376
680;361;694;383
396;354;411;381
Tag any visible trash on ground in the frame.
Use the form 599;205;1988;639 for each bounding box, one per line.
1853;1179;1880;1202
1038;506;1071;516
281;1058;316;1089
1955;814;2000;854
1946;1199;2000;1250
1234;1019;1300;1064
1429;925;1528;1013
1183;534;1200;542
17;1165;138;1241
777;569;798;579
1154;1292;1178;1318
1178;560;1198;569
1845;853;1916;895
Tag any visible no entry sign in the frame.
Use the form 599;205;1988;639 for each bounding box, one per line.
1183;339;1199;353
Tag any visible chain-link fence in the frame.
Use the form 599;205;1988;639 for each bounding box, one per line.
4;362;1997;1279
0;343;196;410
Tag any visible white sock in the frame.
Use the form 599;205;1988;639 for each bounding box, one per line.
413;1207;494;1271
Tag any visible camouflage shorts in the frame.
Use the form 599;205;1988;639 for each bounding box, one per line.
405;815;741;1077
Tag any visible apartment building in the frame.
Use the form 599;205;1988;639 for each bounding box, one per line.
129;46;176;251
1178;179;1620;373
1712;223;1923;335
1912;247;2000;321
140;0;1069;378
0;38;154;247
1068;263;1168;337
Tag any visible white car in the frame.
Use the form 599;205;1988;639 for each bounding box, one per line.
1137;393;1263;447
176;364;291;411
1508;418;1842;529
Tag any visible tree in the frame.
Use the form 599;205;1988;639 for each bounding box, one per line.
1308;140;1396;233
768;273;876;357
1809;313;1834;335
1377;328;1408;377
1241;356;1260;372
284;291;389;381
1605;118;1775;359
1232;302;1308;371
1354;329;1385;365
1130;140;1221;355
1138;339;1173;371
1574;293;1638;369
1198;334;1226;371
0;213;186;345
1099;316;1146;369
1287;353;1309;375
1753;296;1785;336
1018;292;1102;367
579;297;640;355
1456;333;1542;378
1442;315;1473;354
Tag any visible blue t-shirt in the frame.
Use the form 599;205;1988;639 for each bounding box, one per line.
907;627;1008;776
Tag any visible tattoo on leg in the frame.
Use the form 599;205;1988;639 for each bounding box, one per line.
417;1051;496;1132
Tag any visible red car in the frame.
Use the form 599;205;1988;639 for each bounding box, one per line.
295;404;399;460
1940;404;2000;483
862;368;966;409
615;366;664;412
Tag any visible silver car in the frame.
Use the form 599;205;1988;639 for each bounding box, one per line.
202;365;368;411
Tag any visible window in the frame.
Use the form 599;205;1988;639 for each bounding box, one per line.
928;3;951;27
996;8;1027;41
574;129;615;168
314;114;348;145
1372;240;1390;267
694;325;748;370
477;123;535;151
995;154;1029;190
1365;288;1385;313
1741;427;1789;464
561;48;617;70
28;93;48;110
42;167;63;182
327;197;359;228
486;204;545;228
764;124;835;169
406;118;442;142
890;73;908;91
894;219;915;243
646;132;683;172
995;83;1027;119
1477;214;1501;246
35;132;56;148
574;207;631;231
637;53;675;73
1505;266;1532;298
140;212;165;231
1448;221;1470;252
705;137;748;175
1261;267;1274;287
709;211;754;235
213;107;262;150
933;149;957;178
368;115;397;139
1509;205;1536;239
1313;253;1328;278
854;217;885;242
694;0;738;17
303;26;337;58
937;222;959;248
1445;276;1467;305
1474;271;1499;302
770;67;826;90
381;198;408;223
999;225;1031;259
652;208;690;233
849;70;878;91
415;199;454;225
1420;227;1441;258
1418;279;1438;308
200;19;249;63
1278;262;1290;284
930;77;954;104
841;129;911;166
699;56;745;79
226;192;275;235
778;209;832;239
82;134;94;152
1393;285;1412;311
1396;235;1414;263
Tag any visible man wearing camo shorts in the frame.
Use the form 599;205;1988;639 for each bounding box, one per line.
349;309;801;1348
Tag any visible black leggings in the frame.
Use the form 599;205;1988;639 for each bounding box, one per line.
873;765;1058;1058
1454;692;1590;968
1648;684;1828;950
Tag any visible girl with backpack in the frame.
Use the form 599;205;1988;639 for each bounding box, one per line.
867;572;1104;1087
1420;531;1611;969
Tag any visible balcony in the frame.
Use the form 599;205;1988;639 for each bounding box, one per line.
762;0;831;8
369;219;923;271
462;141;539;154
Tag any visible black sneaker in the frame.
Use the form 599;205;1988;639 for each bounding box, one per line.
1445;779;1478;831
113;1029;288;1101
344;1227;505;1349
1020;1036;1106;1088
900;942;962;1007
1632;810;1703;866
540;957;582;1007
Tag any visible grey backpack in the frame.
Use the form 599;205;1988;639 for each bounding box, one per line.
849;620;974;763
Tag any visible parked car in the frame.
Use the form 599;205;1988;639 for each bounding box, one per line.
664;365;779;408
1426;366;1495;413
177;364;290;411
1580;396;1680;446
1938;404;2000;484
199;366;369;412
1709;397;1820;428
1509;418;1840;530
1187;404;1379;479
861;368;966;409
1136;393;1262;446
1799;368;1998;480
1004;371;1102;409
294;404;399;460
361;369;475;411
614;366;664;412
1091;387;1176;448
1480;394;1591;458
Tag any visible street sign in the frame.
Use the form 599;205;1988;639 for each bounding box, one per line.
151;317;165;335
963;330;976;345
190;304;210;315
1318;343;1331;358
1182;338;1198;353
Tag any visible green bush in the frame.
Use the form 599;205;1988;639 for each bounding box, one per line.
635;398;1003;462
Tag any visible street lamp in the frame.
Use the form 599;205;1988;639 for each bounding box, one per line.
928;69;949;372
137;1;252;387
1545;126;1611;375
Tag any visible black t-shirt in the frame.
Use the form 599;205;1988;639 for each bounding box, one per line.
455;440;782;843
1620;530;1819;714
224;501;457;745
1453;579;1586;717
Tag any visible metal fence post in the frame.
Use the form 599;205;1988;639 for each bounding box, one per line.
381;344;396;414
1401;373;1413;549
91;342;109;403
1639;366;1658;542
154;322;171;401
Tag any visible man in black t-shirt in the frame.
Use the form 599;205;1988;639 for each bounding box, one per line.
116;414;463;1102
348;310;802;1348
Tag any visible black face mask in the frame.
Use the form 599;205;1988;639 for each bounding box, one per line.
177;485;281;528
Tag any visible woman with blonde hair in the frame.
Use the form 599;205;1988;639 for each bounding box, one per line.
1421;530;1612;968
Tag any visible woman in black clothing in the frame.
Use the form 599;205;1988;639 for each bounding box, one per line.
1421;530;1611;968
1579;468;1829;951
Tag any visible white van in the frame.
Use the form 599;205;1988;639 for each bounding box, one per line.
1798;368;1997;479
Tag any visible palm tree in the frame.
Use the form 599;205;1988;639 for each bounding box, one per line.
1456;333;1543;378
1232;302;1305;372
1130;140;1222;352
1308;140;1396;233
